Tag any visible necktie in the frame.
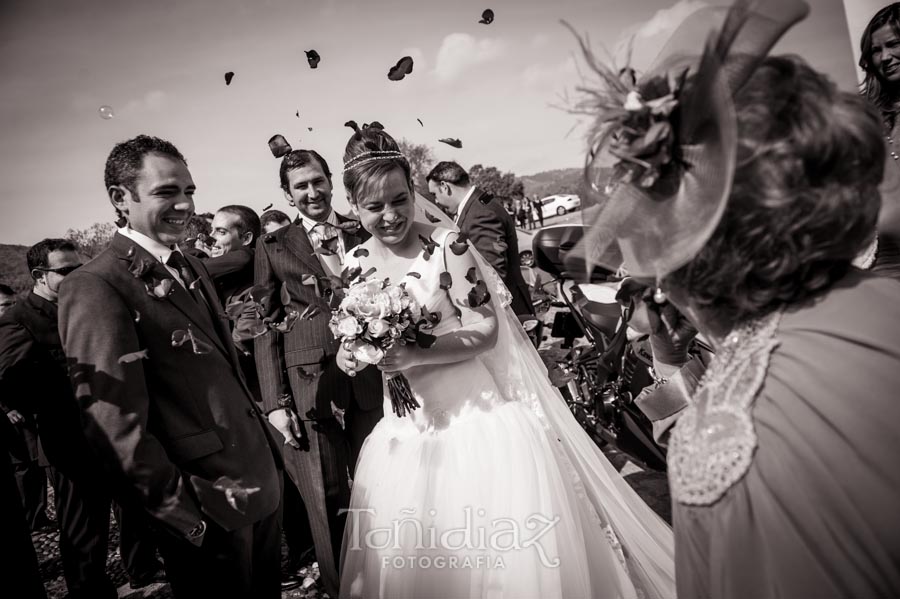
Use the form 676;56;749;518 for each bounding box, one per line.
310;222;343;277
165;252;195;289
310;222;341;257
166;252;211;309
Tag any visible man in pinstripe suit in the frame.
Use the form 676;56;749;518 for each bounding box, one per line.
255;149;383;596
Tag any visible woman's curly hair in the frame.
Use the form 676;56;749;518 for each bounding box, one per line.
665;55;884;323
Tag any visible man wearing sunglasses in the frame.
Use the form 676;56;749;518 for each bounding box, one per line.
0;241;79;537
0;238;163;596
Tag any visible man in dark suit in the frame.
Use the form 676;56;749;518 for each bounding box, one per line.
255;148;383;596
1;238;163;597
427;161;535;316
58;135;283;598
206;205;262;402
206;205;260;305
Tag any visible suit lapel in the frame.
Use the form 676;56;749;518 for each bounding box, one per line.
184;253;235;357
283;223;327;275
152;262;230;358
111;234;229;359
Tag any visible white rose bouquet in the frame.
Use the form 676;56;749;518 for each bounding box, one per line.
329;277;439;417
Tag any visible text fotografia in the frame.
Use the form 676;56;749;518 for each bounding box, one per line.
340;507;562;568
384;555;506;570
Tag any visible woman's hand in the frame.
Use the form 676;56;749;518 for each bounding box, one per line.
379;343;420;373
337;340;360;377
647;300;697;369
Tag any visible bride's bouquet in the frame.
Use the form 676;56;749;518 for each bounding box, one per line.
329;277;439;417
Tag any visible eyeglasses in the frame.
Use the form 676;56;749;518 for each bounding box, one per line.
34;265;82;276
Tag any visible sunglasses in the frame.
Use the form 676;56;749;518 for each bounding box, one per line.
34;265;82;276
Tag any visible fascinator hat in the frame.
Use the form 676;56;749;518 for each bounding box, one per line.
570;0;809;281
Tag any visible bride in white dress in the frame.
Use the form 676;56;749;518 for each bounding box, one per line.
335;126;674;599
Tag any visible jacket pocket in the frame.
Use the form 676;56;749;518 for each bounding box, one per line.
165;430;223;462
284;347;326;367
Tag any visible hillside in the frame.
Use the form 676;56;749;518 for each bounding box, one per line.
0;243;31;294
520;166;612;202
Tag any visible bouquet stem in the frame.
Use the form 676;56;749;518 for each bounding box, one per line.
385;372;420;418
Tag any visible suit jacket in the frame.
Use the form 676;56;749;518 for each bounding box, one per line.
205;246;255;307
457;188;534;316
0;292;93;471
254;214;383;415
58;233;281;536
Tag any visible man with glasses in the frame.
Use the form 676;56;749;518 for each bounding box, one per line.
0;238;163;596
0;240;80;541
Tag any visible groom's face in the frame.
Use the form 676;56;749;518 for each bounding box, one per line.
111;153;196;247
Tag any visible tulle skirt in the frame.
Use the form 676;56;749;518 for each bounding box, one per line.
339;358;637;599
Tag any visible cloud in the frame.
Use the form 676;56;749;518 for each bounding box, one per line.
521;56;578;89
432;33;506;83
121;90;168;115
531;33;551;49
614;0;709;72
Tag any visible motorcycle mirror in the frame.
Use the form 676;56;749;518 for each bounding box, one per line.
521;320;539;332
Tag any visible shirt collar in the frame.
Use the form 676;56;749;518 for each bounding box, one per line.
118;226;179;264
298;209;338;232
454;186;477;223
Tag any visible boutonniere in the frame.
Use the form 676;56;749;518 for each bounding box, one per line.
124;245;176;300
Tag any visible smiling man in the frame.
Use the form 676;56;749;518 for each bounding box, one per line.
206;205;260;302
253;148;383;596
58;135;283;598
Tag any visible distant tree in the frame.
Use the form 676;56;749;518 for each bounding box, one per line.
66;222;117;259
0;243;32;294
468;164;524;202
397;138;435;192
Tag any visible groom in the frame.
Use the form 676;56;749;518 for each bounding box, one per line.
59;135;283;598
255;148;383;595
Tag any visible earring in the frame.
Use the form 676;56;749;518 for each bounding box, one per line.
653;287;667;304
115;213;127;228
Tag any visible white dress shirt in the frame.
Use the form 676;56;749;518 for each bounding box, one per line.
454;186;477;224
118;226;188;287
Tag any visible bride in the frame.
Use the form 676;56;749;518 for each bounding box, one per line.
335;125;674;599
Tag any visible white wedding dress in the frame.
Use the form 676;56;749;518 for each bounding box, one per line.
340;223;675;599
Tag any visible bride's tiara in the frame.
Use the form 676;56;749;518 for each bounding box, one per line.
342;150;407;173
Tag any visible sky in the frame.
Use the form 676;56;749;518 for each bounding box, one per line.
0;0;858;245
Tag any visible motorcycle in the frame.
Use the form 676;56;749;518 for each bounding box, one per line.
531;224;670;471
518;249;555;349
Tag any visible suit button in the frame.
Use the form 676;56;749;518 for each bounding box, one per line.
247;408;257;418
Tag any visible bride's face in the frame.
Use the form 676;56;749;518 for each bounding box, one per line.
353;167;416;246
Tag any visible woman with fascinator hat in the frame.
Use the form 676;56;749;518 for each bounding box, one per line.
576;0;900;597
334;123;675;598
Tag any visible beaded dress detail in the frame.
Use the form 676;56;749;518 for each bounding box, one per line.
668;311;782;506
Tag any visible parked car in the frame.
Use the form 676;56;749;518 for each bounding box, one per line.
540;194;581;218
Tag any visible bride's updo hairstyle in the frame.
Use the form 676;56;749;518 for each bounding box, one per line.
667;55;884;322
342;124;413;205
